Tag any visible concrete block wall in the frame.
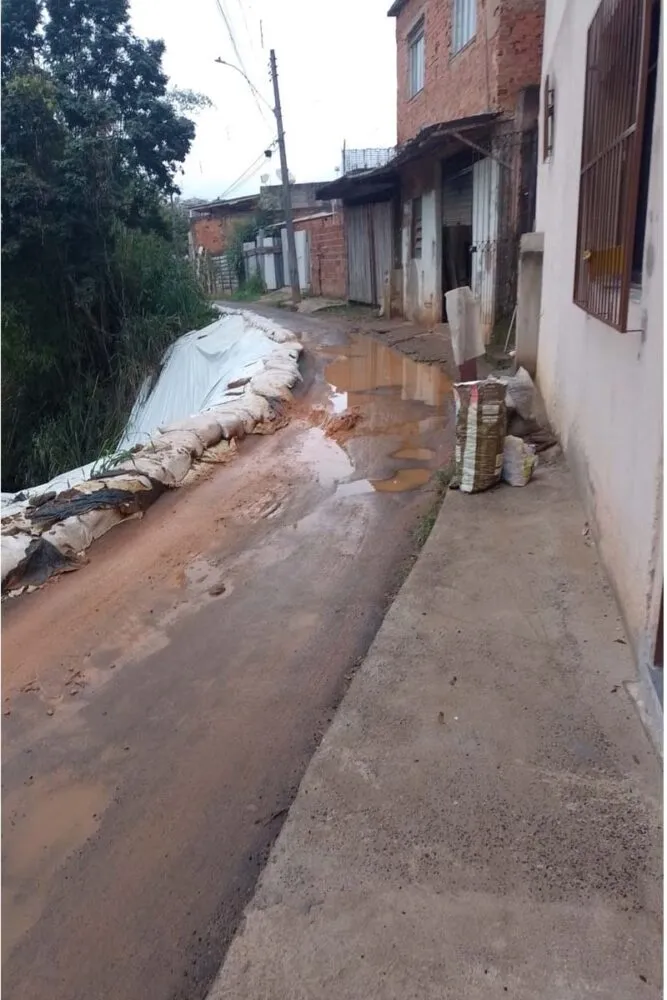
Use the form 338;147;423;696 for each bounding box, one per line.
393;0;545;145
294;214;346;300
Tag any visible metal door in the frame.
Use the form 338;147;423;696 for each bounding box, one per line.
471;157;499;339
346;205;374;303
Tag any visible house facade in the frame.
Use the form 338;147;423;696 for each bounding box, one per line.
533;0;663;716
188;184;333;259
390;0;545;330
318;0;545;331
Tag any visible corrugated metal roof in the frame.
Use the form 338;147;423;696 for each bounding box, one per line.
316;112;500;201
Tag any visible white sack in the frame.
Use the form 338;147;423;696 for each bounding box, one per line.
445;287;485;366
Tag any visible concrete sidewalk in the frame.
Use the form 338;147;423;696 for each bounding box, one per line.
208;458;662;1000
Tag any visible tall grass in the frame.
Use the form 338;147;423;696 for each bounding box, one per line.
2;225;216;491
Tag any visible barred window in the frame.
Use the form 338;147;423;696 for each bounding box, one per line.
573;0;657;330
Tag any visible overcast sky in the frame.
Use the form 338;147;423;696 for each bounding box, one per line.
130;0;397;201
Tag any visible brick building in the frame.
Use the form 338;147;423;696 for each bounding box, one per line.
188;184;334;260
393;0;545;144
319;0;545;329
293;212;346;300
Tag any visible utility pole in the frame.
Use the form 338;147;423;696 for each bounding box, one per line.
269;49;300;306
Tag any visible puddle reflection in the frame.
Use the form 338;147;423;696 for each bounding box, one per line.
299;335;453;496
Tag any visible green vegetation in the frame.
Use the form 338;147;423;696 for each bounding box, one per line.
230;273;266;302
414;467;453;548
1;0;215;490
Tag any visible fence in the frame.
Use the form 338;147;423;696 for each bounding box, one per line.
194;249;239;297
342;146;396;175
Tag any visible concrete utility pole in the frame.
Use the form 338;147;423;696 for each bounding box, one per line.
269;49;300;306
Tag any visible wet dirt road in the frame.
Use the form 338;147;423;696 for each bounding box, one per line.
2;315;454;1000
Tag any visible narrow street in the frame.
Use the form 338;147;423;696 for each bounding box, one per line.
2;313;455;1000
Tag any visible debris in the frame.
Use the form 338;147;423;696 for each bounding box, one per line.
208;581;227;597
452;380;506;493
437;711;445;724
318;408;362;439
46;708;54;716
502;435;538;487
493;366;535;419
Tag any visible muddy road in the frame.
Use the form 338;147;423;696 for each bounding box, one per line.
2;314;454;1000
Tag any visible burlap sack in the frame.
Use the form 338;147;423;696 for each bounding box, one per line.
452;380;507;493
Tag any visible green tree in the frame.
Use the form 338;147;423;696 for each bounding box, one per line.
1;0;215;489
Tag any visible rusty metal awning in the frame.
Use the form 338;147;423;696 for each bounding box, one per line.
316;112;500;201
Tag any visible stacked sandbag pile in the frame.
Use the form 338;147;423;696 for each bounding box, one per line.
2;314;303;594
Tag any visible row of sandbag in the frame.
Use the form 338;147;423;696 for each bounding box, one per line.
1;338;302;593
451;368;544;494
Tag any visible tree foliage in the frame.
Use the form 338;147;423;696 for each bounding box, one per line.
2;0;215;490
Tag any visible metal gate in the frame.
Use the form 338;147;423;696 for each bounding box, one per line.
346;201;393;306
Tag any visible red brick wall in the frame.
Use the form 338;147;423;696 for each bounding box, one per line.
294;213;346;300
394;0;544;145
190;212;255;256
496;2;545;112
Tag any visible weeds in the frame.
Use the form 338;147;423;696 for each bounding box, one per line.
229;273;266;302
414;465;453;548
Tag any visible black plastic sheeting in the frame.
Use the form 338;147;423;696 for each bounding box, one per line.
3;537;79;591
27;480;165;530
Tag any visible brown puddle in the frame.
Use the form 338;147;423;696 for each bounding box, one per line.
316;334;453;494
392;446;435;461
371;468;432;492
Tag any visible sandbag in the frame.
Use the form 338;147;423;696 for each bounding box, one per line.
111;445;192;486
42;508;125;557
157;415;223;449
146;429;206;458
2;533;33;583
502;435;538;487
452;380;506;493
250;371;294;400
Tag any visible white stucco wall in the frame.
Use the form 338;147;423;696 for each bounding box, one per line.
535;0;663;665
401;164;441;325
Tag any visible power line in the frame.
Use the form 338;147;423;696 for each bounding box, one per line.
213;0;272;128
218;141;277;200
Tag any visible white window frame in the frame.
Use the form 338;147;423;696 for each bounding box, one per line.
408;17;425;98
452;0;476;54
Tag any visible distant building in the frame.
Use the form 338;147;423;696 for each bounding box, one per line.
188;184;333;258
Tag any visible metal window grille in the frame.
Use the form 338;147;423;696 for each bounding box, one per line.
542;75;555;160
573;0;652;331
453;0;476;54
411;196;423;258
408;18;425;97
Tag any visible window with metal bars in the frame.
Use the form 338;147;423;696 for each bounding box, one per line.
573;0;657;331
408;17;425;98
411;196;423;258
452;0;476;54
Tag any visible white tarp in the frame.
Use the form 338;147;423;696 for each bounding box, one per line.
2;308;303;589
3;308;301;509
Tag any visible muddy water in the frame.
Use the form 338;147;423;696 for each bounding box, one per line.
318;335;453;494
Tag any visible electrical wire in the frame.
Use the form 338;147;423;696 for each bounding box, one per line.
218;140;277;200
213;0;272;128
